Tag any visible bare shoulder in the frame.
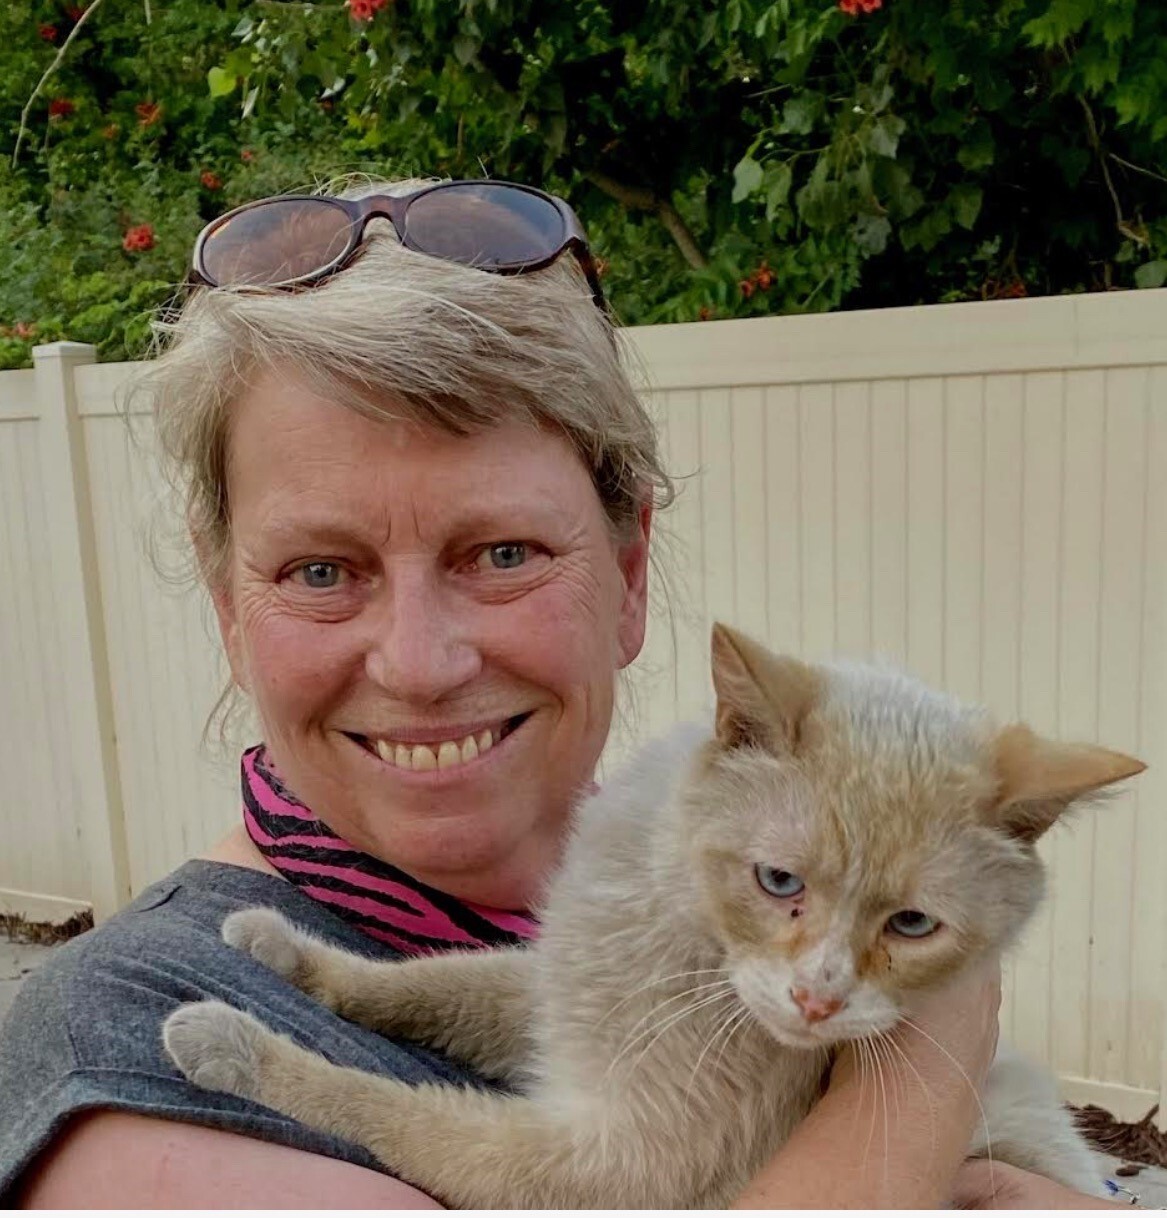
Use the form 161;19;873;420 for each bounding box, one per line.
17;1110;443;1209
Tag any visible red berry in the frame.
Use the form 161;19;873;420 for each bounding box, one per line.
200;170;223;190
48;97;75;118
135;101;161;127
39;24;59;41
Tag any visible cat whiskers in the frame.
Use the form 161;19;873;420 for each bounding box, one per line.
682;999;753;1116
606;982;738;1082
593;968;730;1027
897;1015;996;1192
872;1026;937;1154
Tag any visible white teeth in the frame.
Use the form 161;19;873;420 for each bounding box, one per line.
368;724;507;771
411;744;437;772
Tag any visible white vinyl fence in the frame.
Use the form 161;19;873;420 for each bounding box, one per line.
2;291;1166;1122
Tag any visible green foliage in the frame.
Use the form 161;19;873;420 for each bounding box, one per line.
1;0;1166;367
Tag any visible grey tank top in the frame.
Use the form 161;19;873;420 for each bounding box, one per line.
0;860;487;1201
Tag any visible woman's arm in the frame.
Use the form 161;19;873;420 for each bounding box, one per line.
733;955;1003;1209
17;1111;444;1208
952;1159;1123;1210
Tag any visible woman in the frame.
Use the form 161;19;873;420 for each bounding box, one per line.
0;178;1117;1207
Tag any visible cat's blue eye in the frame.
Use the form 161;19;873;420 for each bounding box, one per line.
886;910;939;938
298;562;342;589
755;865;805;899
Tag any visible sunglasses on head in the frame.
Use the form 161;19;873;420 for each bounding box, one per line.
190;178;607;310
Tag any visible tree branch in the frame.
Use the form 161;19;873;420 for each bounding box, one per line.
1108;152;1167;187
12;0;109;168
586;169;709;269
1077;93;1148;247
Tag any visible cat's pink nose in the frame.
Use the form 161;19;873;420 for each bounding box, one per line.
790;987;845;1023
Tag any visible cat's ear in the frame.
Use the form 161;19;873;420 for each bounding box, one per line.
710;624;820;754
989;723;1145;842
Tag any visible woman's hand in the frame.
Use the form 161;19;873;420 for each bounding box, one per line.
830;952;1002;1106
952;1158;1123;1209
733;955;1003;1209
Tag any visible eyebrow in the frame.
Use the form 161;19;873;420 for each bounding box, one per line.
256;501;572;549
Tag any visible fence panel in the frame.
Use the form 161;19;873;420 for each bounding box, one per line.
1;292;1165;1118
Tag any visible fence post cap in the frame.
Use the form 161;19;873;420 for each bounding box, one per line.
32;341;98;364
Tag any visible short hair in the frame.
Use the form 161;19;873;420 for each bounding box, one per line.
138;177;675;595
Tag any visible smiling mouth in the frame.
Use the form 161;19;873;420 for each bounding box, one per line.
345;713;531;774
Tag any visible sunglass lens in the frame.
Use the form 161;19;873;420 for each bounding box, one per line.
403;182;565;270
200;198;355;287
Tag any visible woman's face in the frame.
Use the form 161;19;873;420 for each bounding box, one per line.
211;368;651;907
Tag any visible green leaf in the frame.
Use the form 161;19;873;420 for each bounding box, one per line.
732;155;764;204
1022;0;1094;47
452;34;479;66
957;123;995;171
207;66;237;98
780;95;819;136
867;114;906;159
1135;260;1167;289
764;163;793;219
949;183;983;230
853;213;891;255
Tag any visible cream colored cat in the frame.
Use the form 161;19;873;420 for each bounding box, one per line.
164;624;1144;1208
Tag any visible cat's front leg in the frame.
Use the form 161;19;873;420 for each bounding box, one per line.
222;907;534;1078
163;1001;603;1208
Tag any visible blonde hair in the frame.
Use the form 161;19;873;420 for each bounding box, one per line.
138;176;674;595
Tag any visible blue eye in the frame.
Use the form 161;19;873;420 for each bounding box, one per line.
886;910;939;939
299;562;342;589
484;542;527;570
755;865;805;899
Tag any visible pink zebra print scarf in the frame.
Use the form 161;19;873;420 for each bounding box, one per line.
241;743;539;955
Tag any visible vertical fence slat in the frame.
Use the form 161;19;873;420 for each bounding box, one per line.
905;377;946;686
731;388;769;643
1052;368;1106;1084
799;384;835;659
1011;371;1066;1067
833;382;872;658
765;385;802;654
870;379;908;666
1090;368;1149;1086
943;375;985;702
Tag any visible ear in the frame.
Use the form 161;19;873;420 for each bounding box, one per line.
990;723;1146;843
710;623;820;754
615;502;652;670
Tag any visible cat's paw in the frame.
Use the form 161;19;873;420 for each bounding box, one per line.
163;1000;269;1100
222;907;307;982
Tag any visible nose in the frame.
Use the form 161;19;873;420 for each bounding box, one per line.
364;568;481;702
790;987;845;1024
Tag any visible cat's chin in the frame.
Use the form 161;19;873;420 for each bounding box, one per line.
752;1008;900;1052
